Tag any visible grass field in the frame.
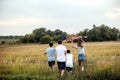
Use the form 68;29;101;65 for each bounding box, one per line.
0;41;120;80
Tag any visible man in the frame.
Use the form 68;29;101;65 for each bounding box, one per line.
55;40;67;76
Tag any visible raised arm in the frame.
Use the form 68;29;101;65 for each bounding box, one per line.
80;38;85;47
81;38;85;43
72;45;77;49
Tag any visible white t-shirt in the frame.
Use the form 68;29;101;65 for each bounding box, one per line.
55;45;67;62
46;47;55;61
66;54;73;67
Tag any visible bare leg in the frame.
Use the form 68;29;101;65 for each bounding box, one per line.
51;65;54;72
50;63;54;72
61;70;65;76
79;62;84;71
78;61;82;66
57;69;61;74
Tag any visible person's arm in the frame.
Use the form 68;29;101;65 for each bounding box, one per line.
44;51;47;55
44;49;47;55
80;38;85;47
65;55;67;62
64;46;67;55
72;45;77;49
65;50;67;55
81;38;85;43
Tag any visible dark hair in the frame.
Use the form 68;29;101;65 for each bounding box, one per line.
67;50;70;53
77;41;82;47
58;40;62;44
49;43;53;47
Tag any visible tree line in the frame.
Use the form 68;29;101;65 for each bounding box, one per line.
19;24;120;44
77;24;120;41
0;24;120;44
0;36;23;39
20;28;67;44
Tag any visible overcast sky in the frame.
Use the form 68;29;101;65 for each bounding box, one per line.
0;0;120;36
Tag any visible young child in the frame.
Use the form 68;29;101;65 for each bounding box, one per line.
44;42;56;72
66;50;73;73
72;39;86;71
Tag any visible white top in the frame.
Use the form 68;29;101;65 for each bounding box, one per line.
55;45;67;62
74;46;85;54
66;54;73;67
45;47;55;61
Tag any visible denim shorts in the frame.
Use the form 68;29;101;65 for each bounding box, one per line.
78;54;85;62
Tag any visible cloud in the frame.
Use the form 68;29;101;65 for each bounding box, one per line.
63;0;108;7
105;8;120;18
77;0;105;6
0;17;37;26
0;17;58;26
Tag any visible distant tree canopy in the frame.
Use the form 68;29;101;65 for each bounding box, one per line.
18;24;120;43
77;24;120;41
0;36;22;39
20;28;67;44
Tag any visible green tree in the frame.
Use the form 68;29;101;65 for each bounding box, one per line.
88;27;101;41
33;28;47;42
99;25;111;41
46;30;55;37
27;33;35;43
110;27;119;40
20;34;29;43
53;35;60;41
54;29;67;40
40;35;53;44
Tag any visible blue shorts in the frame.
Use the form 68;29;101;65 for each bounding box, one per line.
78;54;85;62
57;61;66;70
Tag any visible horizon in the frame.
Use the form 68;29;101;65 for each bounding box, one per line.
0;24;120;36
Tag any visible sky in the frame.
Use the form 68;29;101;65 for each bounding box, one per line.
0;0;120;36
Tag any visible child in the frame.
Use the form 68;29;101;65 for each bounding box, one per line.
72;38;86;71
44;42;56;72
66;50;73;73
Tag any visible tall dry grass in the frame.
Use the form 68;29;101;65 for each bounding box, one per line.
0;41;120;80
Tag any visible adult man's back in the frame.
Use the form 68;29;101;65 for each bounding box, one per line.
56;45;66;62
55;40;67;76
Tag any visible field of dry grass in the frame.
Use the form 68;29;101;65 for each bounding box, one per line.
0;41;120;80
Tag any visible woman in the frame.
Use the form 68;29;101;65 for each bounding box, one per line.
72;38;86;71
